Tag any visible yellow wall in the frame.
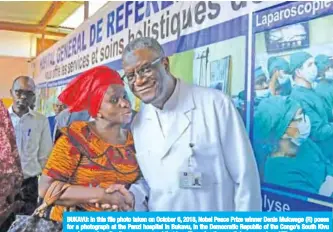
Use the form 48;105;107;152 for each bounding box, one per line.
1;98;13;108
169;36;246;96
205;36;246;96
169;50;194;84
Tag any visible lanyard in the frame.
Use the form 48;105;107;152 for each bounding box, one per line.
188;113;195;168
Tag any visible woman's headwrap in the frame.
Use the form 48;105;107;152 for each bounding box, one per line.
58;66;124;117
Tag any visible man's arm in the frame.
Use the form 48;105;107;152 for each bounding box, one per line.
129;178;150;211
38;117;53;169
218;96;262;211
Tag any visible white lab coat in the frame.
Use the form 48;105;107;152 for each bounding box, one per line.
130;80;262;211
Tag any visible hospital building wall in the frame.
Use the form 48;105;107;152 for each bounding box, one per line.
169;36;246;97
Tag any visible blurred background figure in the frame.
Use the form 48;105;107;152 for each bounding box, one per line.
233;90;246;122
0;101;23;231
254;66;270;108
8;76;52;215
52;109;91;143
314;54;333;122
253;96;333;196
267;56;292;96
48;98;67;142
289;52;333;163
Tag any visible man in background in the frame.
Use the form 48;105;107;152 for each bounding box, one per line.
8;76;52;215
254;66;270;108
267;56;292;96
290;52;333;163
48;99;67;142
314;54;333;122
52;108;91;143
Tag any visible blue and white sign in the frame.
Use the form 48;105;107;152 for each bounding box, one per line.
63;212;332;232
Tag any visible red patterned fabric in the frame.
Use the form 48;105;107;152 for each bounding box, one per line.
0;101;23;215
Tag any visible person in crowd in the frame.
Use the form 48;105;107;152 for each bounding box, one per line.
55;109;91;129
116;37;261;211
254;66;270;107
48;98;67;142
253;96;333;196
0;101;23;231
38;66;138;223
233;90;246;123
314;54;333;122
8;76;52;215
289;52;333;163
53;109;95;144
267;56;292;96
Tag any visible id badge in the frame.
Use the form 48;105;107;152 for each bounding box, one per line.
179;171;202;189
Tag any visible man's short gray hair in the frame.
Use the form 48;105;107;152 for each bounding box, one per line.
123;37;165;60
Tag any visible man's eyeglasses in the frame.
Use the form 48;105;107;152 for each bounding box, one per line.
14;90;35;98
122;57;162;85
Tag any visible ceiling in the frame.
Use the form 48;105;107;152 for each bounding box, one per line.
0;1;83;37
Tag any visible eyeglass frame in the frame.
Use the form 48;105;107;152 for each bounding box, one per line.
121;57;163;85
13;89;35;99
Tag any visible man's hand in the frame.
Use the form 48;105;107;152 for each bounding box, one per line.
96;184;134;211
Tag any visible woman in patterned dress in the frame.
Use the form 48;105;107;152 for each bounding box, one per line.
38;66;139;222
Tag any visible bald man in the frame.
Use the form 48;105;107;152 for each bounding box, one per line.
9;76;52;215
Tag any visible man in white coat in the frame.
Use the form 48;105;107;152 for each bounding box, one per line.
118;37;261;211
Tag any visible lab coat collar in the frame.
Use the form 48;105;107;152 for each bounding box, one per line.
145;79;195;118
144;79;196;159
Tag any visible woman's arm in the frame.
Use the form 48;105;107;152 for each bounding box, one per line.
39;134;129;208
39;175;129;207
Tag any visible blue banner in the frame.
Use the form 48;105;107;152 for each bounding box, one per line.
63;212;332;232
255;1;333;33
